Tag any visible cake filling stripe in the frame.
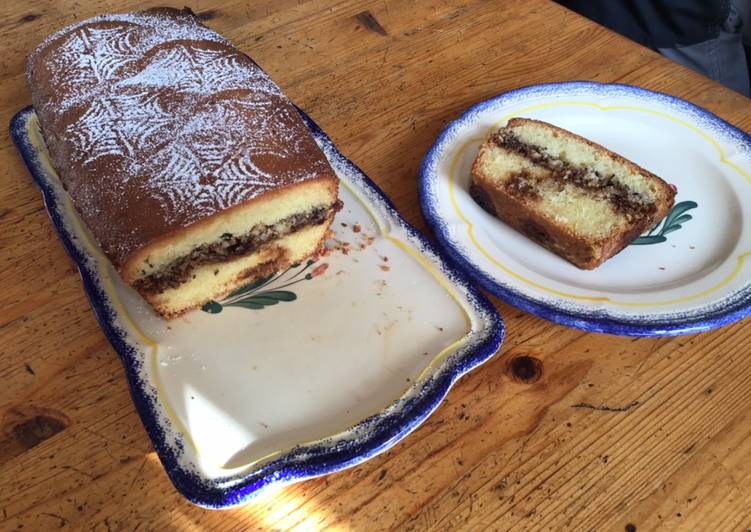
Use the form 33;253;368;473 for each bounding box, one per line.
134;201;341;294
492;131;656;219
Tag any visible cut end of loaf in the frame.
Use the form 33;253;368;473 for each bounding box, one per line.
471;117;675;269
117;174;339;319
140;217;334;318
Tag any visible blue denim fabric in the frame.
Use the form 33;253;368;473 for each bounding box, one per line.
658;2;750;96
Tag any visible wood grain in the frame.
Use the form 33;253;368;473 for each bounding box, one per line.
1;0;750;530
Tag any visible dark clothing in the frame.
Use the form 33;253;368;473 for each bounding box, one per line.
557;0;730;49
557;0;749;96
658;3;749;95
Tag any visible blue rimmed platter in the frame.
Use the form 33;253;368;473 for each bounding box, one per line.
419;81;751;336
11;106;504;507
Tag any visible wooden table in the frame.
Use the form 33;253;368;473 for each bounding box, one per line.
2;1;750;529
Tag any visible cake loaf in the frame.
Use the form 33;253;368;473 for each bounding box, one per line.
471;118;675;269
27;8;340;318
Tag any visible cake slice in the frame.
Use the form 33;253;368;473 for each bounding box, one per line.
27;8;340;318
470;118;675;269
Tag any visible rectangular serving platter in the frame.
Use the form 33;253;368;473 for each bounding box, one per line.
11;106;504;507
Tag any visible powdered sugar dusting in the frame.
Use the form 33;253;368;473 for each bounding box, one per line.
29;9;331;263
147;100;318;217
37;13;228;113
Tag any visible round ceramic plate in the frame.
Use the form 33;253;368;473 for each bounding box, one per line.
11;107;503;507
420;81;751;336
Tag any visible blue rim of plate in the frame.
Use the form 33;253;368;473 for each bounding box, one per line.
419;81;751;337
10;105;504;508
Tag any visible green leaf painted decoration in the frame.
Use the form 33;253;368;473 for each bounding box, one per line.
632;200;698;246
201;260;317;314
631;235;667;245
256;290;297;302
201;300;223;314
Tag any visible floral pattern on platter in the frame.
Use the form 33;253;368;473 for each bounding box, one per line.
631;200;698;246
201;259;328;313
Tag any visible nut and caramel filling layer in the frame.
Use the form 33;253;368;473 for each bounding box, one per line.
492;131;656;220
134;201;341;294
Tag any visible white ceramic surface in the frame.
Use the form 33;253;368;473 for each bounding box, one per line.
129;182;471;474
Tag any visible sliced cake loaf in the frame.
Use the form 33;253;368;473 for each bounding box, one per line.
470;118;675;269
27;8;341;318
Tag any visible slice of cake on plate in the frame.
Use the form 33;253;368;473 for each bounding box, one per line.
470;117;675;269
